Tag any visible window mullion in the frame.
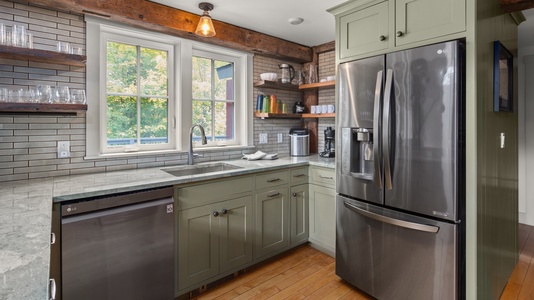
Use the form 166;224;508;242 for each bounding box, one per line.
137;45;142;145
211;59;216;142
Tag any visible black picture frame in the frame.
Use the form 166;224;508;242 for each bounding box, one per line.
494;41;513;112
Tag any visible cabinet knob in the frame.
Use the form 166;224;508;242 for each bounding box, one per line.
221;209;228;215
292;193;297;197
213;211;219;217
396;31;404;37
379;35;386;41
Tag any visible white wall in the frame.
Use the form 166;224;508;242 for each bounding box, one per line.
518;11;534;225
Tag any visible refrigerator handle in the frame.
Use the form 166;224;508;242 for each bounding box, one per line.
373;70;383;188
343;201;439;233
383;69;394;190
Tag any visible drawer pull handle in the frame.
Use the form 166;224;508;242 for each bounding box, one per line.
379;35;386;41
292;193;297;197
267;178;281;182
221;209;228;215
50;232;56;245
396;31;404;37
213;211;219;217
49;278;56;300
319;175;334;180
293;174;305;178
267;192;280;197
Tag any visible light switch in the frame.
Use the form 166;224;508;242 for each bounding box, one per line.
58;141;70;158
500;132;505;149
259;133;268;144
277;133;283;143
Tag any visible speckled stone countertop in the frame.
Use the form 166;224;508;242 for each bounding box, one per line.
0;155;334;300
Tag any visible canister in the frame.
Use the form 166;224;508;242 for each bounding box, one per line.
289;128;310;156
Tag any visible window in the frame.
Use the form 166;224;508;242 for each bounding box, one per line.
85;17;253;158
192;55;234;144
106;41;171;150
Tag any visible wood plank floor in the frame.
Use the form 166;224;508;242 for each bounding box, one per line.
192;223;534;300
501;223;534;300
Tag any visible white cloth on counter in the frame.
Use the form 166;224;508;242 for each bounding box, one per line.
242;151;278;160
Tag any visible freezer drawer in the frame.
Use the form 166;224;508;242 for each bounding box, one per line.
336;195;458;300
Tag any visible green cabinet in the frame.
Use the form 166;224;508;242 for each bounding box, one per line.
308;166;336;256
330;0;466;60
339;1;389;59
254;187;290;259
290;184;309;245
177;195;253;290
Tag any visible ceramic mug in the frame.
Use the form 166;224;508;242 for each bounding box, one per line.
311;106;316;114
321;104;328;113
327;104;335;113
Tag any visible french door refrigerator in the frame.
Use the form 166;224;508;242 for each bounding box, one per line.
336;40;465;300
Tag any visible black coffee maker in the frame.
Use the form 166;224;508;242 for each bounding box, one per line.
320;127;335;158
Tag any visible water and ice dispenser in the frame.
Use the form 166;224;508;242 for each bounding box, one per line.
341;127;375;181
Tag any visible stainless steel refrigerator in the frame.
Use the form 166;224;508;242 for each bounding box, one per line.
336;40;465;300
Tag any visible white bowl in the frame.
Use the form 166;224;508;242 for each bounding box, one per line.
326;75;335;81
260;73;278;81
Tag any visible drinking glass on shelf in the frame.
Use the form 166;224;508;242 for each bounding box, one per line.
12;24;26;47
0;24;6;45
0;88;8;102
70;89;86;104
26;33;33;49
52;86;70;103
70;47;82;55
57;41;70;53
25;87;37;103
36;85;52;103
8;89;23;102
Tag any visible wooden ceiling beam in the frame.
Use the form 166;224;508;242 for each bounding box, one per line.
26;0;313;63
501;0;534;13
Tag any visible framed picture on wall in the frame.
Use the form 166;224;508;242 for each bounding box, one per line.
494;41;513;112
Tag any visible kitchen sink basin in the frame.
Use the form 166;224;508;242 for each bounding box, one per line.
162;162;243;177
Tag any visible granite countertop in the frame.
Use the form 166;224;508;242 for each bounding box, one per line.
0;155;334;300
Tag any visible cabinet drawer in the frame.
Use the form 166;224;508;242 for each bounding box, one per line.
290;167;308;185
255;170;290;190
176;176;253;210
310;167;336;188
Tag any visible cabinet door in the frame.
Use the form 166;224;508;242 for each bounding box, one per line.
178;204;219;290
254;188;290;258
290;184;309;245
219;196;253;273
309;185;336;251
339;1;389;59
395;0;465;46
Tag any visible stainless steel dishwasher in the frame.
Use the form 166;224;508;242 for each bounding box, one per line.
60;187;175;300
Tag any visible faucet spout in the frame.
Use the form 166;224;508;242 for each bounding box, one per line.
188;124;207;165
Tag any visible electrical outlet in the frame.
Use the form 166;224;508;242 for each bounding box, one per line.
259;133;268;144
277;133;283;143
57;141;70;158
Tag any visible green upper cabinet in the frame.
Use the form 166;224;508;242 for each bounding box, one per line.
329;0;466;61
339;1;389;59
395;0;465;47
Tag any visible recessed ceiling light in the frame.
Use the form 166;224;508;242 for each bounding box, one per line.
288;17;304;25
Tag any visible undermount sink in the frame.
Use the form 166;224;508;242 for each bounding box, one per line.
162;162;243;177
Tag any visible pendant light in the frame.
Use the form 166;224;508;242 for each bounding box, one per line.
195;2;216;37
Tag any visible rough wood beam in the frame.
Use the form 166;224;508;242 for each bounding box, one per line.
501;0;534;12
313;41;335;54
26;0;313;62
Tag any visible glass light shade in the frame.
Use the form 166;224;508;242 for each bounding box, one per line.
195;14;216;37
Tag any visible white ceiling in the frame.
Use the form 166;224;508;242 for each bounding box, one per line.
150;0;348;47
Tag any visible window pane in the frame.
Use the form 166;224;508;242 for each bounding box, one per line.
215;101;234;141
192;57;211;99
107;95;137;146
140;48;168;96
106;42;137;94
214;61;234;101
192;100;212;141
140;97;168;144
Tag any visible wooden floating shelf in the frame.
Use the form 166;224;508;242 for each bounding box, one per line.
302;113;336;118
0;102;88;115
254;112;301;119
0;45;87;67
253;80;300;91
299;81;335;90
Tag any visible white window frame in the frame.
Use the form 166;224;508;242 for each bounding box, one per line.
85;17;253;159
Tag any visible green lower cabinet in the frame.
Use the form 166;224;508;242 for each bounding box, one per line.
254;188;290;259
309;184;336;255
178;196;253;291
290;184;309;245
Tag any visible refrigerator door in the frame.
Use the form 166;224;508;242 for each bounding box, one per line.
384;41;462;222
336;195;458;300
337;55;385;205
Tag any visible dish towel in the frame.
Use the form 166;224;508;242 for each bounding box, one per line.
242;151;278;160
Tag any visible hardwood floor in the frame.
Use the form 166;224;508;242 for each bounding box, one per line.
193;223;534;300
501;223;534;300
193;245;372;300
